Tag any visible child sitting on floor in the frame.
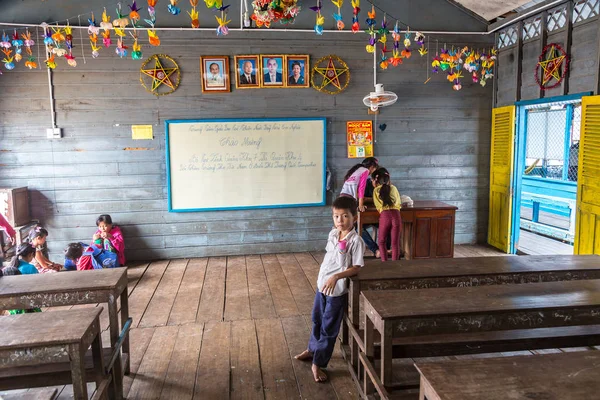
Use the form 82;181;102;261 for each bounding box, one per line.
27;226;62;273
64;241;119;270
93;214;125;266
10;243;38;275
2;245;42;315
294;196;365;383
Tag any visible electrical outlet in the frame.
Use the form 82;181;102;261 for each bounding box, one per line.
46;128;62;139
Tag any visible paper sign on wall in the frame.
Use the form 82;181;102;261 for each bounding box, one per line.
132;125;153;140
347;120;373;158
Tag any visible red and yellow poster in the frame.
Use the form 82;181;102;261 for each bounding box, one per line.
347;120;373;158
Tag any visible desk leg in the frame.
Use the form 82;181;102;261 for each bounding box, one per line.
363;313;375;397
120;284;130;375
108;295;124;400
91;321;105;388
380;321;393;388
68;343;88;400
419;374;440;400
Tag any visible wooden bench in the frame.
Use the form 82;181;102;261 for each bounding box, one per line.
0;268;130;400
415;351;600;400
0;308;108;400
360;280;600;398
343;255;600;375
0;388;58;400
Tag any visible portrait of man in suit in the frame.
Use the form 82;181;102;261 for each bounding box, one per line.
262;57;283;86
240;60;257;85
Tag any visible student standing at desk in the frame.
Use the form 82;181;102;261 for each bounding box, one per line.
340;157;380;257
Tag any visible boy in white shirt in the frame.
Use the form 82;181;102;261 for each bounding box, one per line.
295;196;365;382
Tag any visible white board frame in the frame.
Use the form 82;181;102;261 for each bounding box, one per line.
165;118;326;212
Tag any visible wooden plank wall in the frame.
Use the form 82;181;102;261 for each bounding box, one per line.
0;30;493;260
496;0;599;106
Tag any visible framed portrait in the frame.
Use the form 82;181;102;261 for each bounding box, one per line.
200;55;230;93
259;55;285;88
284;55;310;88
234;55;260;89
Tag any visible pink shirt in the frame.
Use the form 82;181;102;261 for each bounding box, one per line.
95;225;126;265
0;213;16;237
340;167;370;200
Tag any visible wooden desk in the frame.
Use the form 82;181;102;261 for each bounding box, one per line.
357;201;457;260
362;279;600;388
0;268;129;400
0;308;105;400
415;351;600;400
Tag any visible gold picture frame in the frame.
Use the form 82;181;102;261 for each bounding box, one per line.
284;55;310;88
259;55;285;88
234;55;260;89
200;55;230;93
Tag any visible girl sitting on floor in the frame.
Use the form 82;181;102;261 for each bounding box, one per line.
27;226;62;273
93;214;126;266
10;243;38;275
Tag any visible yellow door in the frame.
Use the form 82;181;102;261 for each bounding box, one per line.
488;105;516;252
574;96;600;254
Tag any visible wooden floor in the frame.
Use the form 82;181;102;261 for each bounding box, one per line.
518;229;573;255
0;244;535;400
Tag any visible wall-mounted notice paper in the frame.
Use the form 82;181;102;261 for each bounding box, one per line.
132;125;154;140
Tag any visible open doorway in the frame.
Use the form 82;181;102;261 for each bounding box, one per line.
512;97;583;255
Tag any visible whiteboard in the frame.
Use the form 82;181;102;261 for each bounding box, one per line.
166;118;326;212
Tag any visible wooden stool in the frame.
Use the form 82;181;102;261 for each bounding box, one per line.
0;308;107;400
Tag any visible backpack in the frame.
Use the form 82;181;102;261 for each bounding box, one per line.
82;245;119;269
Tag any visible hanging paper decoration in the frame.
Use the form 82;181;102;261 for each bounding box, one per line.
45;54;56;69
332;0;344;30
11;31;23;62
389;21;402;66
189;0;200;28
378;14;389;69
116;37;128;58
21;29;34;56
129;1;142;25
216;4;231;35
113;4;130;28
414;32;427;56
308;0;324;34
25;56;37;69
364;5;376;53
401;29;411;59
64;25;76;66
204;0;222;8
91;37;102;58
480;48;497;87
51;26;67;57
251;0;300;28
351;0;360;33
168;0;181;15
88;14;100;35
145;1;160;46
101;8;112;48
131;33;142;59
1;49;14;70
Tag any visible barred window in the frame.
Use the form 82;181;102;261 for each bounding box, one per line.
547;5;567;31
573;0;599;23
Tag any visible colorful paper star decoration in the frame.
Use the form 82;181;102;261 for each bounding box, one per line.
139;54;180;95
311;55;350;94
535;43;569;90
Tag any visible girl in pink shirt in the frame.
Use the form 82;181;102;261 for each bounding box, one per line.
339;157;378;212
93;214;126;266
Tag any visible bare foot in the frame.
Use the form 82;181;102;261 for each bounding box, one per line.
295;349;313;361
312;364;328;382
374;249;381;258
